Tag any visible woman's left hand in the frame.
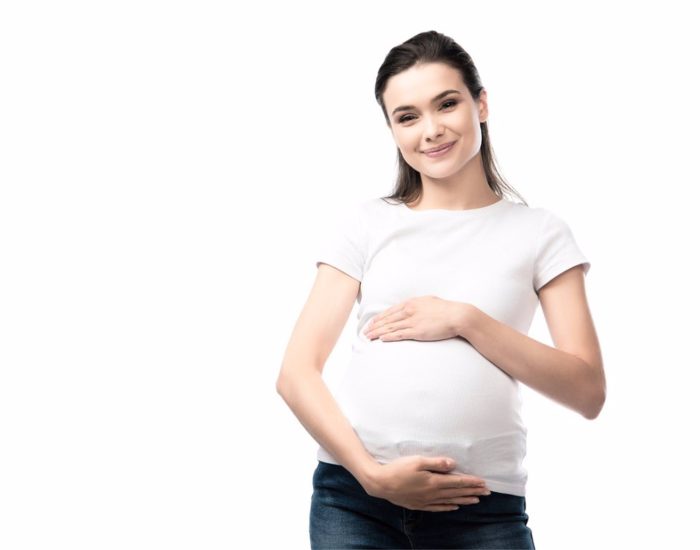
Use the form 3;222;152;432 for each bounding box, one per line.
364;296;468;342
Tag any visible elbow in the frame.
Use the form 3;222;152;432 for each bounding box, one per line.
275;365;290;395
582;389;606;420
276;364;318;396
580;359;606;420
276;370;292;396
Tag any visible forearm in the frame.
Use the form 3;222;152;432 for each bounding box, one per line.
456;304;604;419
276;370;381;491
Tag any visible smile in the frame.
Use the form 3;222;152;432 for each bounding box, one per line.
423;141;456;158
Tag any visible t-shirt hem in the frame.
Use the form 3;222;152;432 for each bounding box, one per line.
316;448;526;498
316;259;362;282
535;257;590;292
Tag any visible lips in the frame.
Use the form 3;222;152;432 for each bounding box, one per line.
422;140;456;157
423;141;455;153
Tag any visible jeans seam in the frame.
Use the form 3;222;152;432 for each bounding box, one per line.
402;509;417;549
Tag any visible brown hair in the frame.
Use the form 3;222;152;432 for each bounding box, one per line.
374;30;528;206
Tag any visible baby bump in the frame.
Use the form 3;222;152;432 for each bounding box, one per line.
336;338;524;443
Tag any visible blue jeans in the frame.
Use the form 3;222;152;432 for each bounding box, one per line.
310;460;535;549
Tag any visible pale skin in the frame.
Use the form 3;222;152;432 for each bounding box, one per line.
277;61;605;512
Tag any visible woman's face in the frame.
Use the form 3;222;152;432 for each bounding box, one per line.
382;62;488;180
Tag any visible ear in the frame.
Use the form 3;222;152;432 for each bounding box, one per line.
478;89;489;123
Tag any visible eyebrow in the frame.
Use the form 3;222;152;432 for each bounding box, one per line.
391;89;462;116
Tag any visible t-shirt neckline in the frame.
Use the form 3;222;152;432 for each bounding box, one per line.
399;197;508;216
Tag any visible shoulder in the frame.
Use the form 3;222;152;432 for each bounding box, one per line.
323;197;375;224
496;200;551;231
350;196;400;221
506;202;576;232
323;197;386;239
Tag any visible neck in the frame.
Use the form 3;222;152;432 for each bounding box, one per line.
410;153;498;210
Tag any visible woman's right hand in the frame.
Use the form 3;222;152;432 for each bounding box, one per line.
364;455;491;512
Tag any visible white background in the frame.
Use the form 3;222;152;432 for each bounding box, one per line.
1;1;698;549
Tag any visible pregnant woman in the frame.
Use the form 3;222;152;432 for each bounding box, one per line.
276;30;606;550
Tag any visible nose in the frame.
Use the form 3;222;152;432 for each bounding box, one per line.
423;114;445;143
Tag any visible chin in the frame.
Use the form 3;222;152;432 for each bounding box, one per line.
419;164;459;179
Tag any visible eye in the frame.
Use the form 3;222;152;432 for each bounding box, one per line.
396;99;459;124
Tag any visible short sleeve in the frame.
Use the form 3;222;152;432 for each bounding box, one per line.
315;201;368;282
533;210;591;292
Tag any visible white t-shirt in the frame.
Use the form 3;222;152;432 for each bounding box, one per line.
314;196;590;497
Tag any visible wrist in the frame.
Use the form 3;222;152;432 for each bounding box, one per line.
355;460;384;496
453;302;478;339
